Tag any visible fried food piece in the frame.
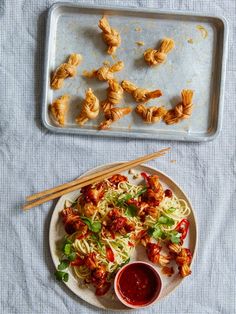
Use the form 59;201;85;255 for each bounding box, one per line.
106;79;123;106
161;266;174;277
164;89;194;125
99;107;131;130
49;94;70;126
135;104;167;123
142;174;165;206
176;248;192;278
146;243;171;267
51;53;82;89
121;80;162;103
108;174;128;186
80;182;106;205
101;79;124;112
168;243;182;254
144;38;175;66
75;88;99;126
98;16;121;55
83;61;124;81
60;207;87;235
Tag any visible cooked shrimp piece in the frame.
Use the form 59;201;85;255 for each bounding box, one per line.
144;38;175;66
164;89;194;125
75;88;99;126
121;80;162;103
49;94;70;126
99;107;131;130
98;16;121;55
51;53;82;89
83;61;124;81
136;104;167;123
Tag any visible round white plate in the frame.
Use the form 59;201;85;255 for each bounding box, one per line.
49;163;198;310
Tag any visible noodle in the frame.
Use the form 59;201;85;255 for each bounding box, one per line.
61;175;191;285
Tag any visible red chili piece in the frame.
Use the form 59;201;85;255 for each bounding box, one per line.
106;246;115;262
175;219;190;240
70;256;84;266
128;241;135;247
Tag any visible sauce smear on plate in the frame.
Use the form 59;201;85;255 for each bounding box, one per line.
117;263;161;306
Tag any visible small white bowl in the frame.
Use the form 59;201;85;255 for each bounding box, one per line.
114;261;162;309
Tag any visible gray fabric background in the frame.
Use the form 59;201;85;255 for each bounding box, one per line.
0;0;235;313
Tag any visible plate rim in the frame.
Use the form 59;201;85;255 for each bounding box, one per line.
49;162;198;310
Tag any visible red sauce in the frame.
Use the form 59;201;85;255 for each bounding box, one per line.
117;263;161;306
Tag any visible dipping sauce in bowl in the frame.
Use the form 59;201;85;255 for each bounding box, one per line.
114;261;162;308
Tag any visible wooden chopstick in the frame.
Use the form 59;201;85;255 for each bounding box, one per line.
26;147;170;202
23;147;170;210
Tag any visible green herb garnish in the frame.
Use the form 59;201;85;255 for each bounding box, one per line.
157;215;175;226
152;226;164;239
55;270;69;282
63;243;72;256
125;204;137;217
67;252;77;261
117;193;133;206
135;187;147;197
166;207;176;213
168;230;182;244
80;217;102;233
57;260;70;271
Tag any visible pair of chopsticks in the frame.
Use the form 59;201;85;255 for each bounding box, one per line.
23;147;170;210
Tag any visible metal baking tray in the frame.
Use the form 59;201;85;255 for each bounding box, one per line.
42;2;228;141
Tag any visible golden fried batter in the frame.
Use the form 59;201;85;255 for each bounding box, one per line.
144;38;175;66
161;266;174;277
101;79;123;113
51;54;82;89
75;88;99;126
98;16;121;55
83;61;124;81
99;107;131;130
49;94;70;126
135;104;167;123
121;80;162;103
164;89;194;125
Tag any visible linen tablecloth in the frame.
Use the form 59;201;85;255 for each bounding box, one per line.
0;0;235;313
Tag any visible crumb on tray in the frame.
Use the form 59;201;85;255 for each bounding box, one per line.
196;25;208;39
136;41;145;46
